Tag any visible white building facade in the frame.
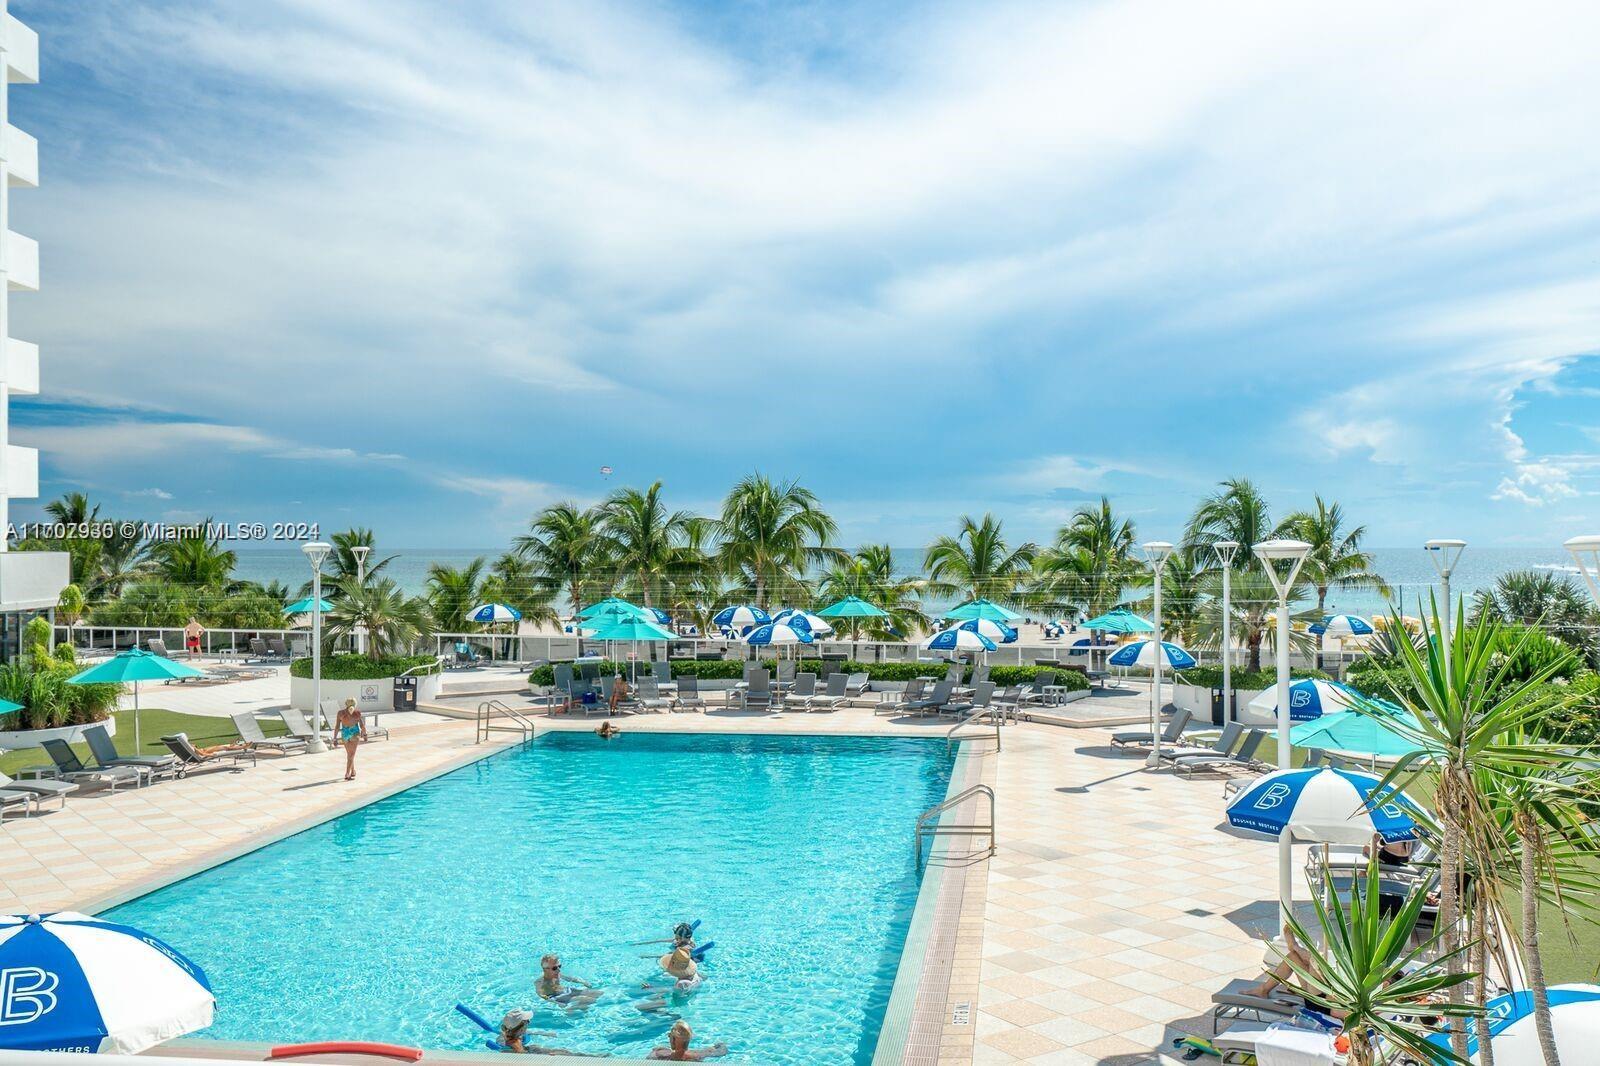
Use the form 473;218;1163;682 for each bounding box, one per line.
0;5;70;654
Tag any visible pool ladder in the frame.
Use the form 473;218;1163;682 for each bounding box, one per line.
914;784;995;872
476;699;537;744
946;705;1004;753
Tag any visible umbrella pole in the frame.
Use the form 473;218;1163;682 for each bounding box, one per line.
1278;831;1293;933
133;681;141;752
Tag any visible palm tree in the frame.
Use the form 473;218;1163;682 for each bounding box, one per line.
712;474;842;610
1033;496;1139;619
1284;858;1479;1066
482;552;559;628
817;544;926;641
92;525;151;601
598;481;698;607
924;514;1036;608
1470;732;1599;1066
424;559;486;633
44;491;98;527
148;524;237;588
1472;569;1600;667
1184;479;1294;671
1371;606;1581;1061
1278;495;1391;618
325;578;428;657
514;503;606;619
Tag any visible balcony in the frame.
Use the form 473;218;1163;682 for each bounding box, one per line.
5;15;38;85
7;124;36;187
5;443;36;498
0;551;68;611
5;339;37;395
6;230;36;291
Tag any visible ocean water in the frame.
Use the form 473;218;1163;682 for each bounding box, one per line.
103;732;955;1064
233;545;1579;618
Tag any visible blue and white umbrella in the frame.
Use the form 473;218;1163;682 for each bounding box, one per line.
1226;767;1419;845
713;605;771;630
743;622;814;647
0;912;214;1053
1108;639;1197;670
467;603;522;624
954;617;1017;644
1427;984;1600;1064
1247;678;1358;722
1309;614;1375;637
925;627;997;653
637;606;671;625
771;608;835;638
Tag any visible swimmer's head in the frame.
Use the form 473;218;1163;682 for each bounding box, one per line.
501;1009;532;1037
669;1020;692;1051
673;922;694;942
540;953;561;974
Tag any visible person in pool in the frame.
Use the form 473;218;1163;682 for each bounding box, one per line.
649;1020;728;1061
335;699;366;781
596;720;622;740
497;1009;581;1056
536;953;602;1008
636;944;702;1012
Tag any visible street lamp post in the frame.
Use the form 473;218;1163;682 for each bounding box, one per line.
1565;536;1600;607
1214;541;1240;724
1253;537;1312;929
351;545;371;655
303;541;332;754
1142;541;1174;768
1424;539;1466;680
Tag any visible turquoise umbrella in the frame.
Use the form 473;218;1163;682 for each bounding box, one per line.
579;597;647;619
817;596;888;619
1080;608;1154;633
586;617;675;683
68;648;204;751
0;697;21;715
1290;700;1428;761
282;597;333;615
944;598;1023;623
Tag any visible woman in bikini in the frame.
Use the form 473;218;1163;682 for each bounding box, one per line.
335;699;366;781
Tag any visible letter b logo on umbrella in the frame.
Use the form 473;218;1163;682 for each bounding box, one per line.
1254;782;1292;810
0;966;58;1025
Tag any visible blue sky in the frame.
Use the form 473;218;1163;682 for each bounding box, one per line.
8;0;1600;549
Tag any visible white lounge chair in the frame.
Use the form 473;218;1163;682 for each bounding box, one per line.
231;712;308;754
0;770;76;811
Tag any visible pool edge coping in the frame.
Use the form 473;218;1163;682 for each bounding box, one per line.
870;738;989;1066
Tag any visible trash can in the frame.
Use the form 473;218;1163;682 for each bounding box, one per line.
1210;688;1236;726
393;675;418;713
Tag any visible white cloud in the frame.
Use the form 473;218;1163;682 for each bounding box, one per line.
124;487;173;500
1492;462;1582;506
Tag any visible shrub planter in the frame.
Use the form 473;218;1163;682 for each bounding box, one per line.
290;672;442;713
0;716;115;752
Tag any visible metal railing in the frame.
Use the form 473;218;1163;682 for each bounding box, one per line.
476;699;537;744
947;705;1003;753
914;783;995;872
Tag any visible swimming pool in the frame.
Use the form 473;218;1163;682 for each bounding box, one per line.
104;731;957;1063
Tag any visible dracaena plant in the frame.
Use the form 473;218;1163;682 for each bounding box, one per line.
1281;856;1480;1066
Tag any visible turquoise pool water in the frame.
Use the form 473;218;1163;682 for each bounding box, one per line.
105;732;956;1063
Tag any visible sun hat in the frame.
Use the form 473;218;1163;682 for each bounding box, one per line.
502;1008;533;1029
659;945;698;979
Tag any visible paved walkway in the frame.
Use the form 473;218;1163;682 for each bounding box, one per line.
1;706;1289;1065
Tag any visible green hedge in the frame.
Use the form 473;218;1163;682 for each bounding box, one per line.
1175;666;1330;690
290;654;441;681
527;659;1090;690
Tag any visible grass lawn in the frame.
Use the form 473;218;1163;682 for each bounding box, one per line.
0;707;287;777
